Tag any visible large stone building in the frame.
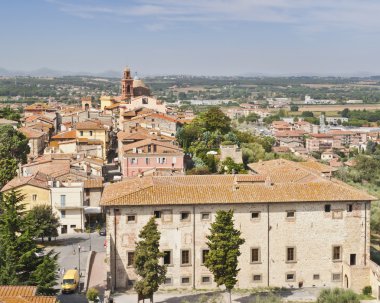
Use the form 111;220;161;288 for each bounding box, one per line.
100;160;375;292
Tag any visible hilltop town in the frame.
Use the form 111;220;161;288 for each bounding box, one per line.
1;67;380;303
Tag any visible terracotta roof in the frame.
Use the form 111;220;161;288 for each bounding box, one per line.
310;133;333;138
272;146;291;153
0;286;36;297
84;179;103;188
51;130;76;140
275;131;305;137
150;113;178;123
100;174;375;206
24;103;55;111
18;127;44;139
1;172;49;192
0;296;57;303
123;139;182;152
75;121;106;130
248;159;345;185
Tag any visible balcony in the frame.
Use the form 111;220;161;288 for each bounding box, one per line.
54;203;83;210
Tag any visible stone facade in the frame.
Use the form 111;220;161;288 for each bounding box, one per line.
105;200;370;291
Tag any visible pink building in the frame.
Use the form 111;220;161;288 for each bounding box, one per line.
121;139;184;177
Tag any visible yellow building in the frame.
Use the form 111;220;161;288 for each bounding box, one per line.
100;96;119;111
75;120;108;160
1;172;51;211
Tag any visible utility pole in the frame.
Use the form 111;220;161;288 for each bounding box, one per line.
78;244;81;293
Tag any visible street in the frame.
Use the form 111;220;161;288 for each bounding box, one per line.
43;232;106;303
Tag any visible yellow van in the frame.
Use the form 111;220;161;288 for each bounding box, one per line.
61;269;79;293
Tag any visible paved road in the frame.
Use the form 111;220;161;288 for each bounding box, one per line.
42;232;106;303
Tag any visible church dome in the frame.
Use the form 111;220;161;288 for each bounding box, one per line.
133;79;147;88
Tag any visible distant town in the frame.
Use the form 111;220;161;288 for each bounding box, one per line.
1;68;380;303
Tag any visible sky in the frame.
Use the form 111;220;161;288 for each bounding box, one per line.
1;0;380;76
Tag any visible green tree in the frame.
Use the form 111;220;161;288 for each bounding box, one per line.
205;210;245;303
27;205;60;242
245;112;260;123
0;190;58;293
0;158;18;189
242;143;266;164
198;107;231;133
0;125;30;163
220;157;245;174
290;104;299;112
134;217;166;303
31;251;59;295
301;111;314;118
317;288;359;303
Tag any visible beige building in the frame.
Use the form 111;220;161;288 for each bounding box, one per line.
101;161;375;292
75;120;108;160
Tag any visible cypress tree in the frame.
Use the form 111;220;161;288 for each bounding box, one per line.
205;209;245;303
134;217;166;303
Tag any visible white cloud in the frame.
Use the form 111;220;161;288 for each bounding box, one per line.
45;0;380;32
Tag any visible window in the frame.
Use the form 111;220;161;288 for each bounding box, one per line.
253;274;262;282
148;145;151;152
89;131;93;136
80;131;83;136
181;277;191;285
286;247;296;262
60;195;66;207
131;158;137;165
154;211;161;219
313;274;320;280
251;212;260;220
251;248;261;263
127;252;135;266
350;254;356;266
325;204;331;212
153;145;157;152
32;194;37;201
201;276;211;284
70;224;76;228
201;213;210;221
172;157;177;164
286;272;296;282
347;204;353;212
142;97;148;104
180;212;190;222
286;210;295;219
332;246;342;261
181;250;191;266
202;249;209;264
164;277;172;285
61;210;66;218
145;158;149;165
332;273;342;282
163;250;172;265
157;157;166;164
127;215;136;223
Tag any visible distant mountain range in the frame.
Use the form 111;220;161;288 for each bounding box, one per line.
0;67;121;78
0;67;379;79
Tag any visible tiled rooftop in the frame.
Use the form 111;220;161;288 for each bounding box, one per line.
101;163;375;206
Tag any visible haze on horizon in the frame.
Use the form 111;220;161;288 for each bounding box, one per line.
1;0;380;77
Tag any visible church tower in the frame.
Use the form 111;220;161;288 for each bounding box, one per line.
121;67;134;100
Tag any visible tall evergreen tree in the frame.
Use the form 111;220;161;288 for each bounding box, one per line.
205;210;245;303
134;217;166;303
0;190;59;294
31;251;59;295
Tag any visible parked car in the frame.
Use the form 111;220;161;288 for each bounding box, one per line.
61;269;79;294
99;227;106;236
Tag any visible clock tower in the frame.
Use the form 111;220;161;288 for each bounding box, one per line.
121;67;134;100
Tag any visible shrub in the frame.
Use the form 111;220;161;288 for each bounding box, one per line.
362;286;372;296
317;288;359;303
86;287;99;302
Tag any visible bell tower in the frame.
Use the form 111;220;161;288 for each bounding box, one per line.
121;67;134;100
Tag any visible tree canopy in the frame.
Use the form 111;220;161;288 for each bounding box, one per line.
134;217;166;302
205;210;245;302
